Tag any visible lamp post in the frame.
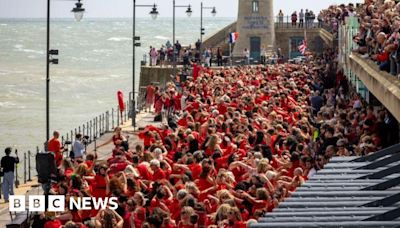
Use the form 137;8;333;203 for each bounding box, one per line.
172;0;192;78
45;0;84;146
200;2;216;46
131;1;159;128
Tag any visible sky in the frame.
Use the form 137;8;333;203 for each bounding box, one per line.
0;0;364;18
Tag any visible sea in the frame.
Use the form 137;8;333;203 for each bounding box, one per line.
0;18;234;155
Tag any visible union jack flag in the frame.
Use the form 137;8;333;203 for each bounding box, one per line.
298;39;307;55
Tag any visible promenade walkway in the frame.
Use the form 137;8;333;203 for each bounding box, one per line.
0;111;157;226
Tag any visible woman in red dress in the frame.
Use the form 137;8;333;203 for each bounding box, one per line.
146;84;156;112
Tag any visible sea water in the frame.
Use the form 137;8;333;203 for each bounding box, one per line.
0;18;234;154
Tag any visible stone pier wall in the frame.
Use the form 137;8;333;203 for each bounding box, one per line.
139;66;175;88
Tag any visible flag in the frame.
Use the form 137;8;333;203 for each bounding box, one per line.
299;29;307;55
229;32;239;44
298;39;307;54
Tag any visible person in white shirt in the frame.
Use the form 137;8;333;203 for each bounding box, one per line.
73;134;86;159
243;48;250;65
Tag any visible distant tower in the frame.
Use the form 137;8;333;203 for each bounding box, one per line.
233;0;275;60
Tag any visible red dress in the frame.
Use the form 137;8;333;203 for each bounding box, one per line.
146;85;155;106
92;174;107;198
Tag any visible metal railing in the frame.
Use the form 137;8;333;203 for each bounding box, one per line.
0;99;137;195
275;15;320;29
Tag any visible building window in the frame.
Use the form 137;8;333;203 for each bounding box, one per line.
252;0;259;13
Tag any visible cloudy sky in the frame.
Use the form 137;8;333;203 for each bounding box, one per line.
1;0;363;18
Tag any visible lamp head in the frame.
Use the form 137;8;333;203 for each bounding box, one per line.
211;7;217;17
150;4;159;20
186;5;193;17
71;0;85;22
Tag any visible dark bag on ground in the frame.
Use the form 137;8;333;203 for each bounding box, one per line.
154;113;162;122
36;152;57;184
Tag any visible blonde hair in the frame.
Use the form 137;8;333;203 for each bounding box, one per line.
214;204;231;222
74;163;88;177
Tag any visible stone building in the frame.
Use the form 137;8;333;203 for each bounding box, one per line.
232;0;275;60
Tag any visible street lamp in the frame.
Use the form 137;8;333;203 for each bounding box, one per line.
71;0;85;22
172;0;193;77
45;0;83;146
131;1;159;128
200;2;217;45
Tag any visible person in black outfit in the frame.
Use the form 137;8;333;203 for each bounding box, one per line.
1;147;19;202
217;47;223;66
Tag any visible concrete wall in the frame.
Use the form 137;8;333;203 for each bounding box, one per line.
202;19;334;58
139;66;174;88
348;54;400;122
275;27;333;58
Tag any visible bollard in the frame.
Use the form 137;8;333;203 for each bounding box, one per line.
66;133;69;143
61;136;64;145
75;128;77;136
27;150;32;182
36;146;39;154
83;124;85;138
24;152;27;184
79;126;81;134
71;130;73;142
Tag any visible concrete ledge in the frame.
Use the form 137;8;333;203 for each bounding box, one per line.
319;28;335;47
348;53;400;122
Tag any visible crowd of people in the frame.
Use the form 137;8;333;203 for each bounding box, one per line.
148;39;225;68
30;42;399;228
277;9;318;28
7;1;400;227
318;1;400;77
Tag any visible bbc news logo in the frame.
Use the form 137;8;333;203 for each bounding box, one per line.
9;195;118;212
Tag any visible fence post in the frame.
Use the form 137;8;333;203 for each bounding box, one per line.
27;150;32;182
95;117;98;138
83;124;85;137
86;122;89;138
106;111;110;132
24;152;27;184
61;136;64;145
117;107;120;126
71;130;74;142
66;133;69;143
79;126;81;134
112;108;115;129
102;113;106;135
89;120;93;142
75;128;77;137
125;102;128;122
15;161;19;189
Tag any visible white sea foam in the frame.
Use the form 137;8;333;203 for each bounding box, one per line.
0;24;7;26
14;44;23;49
155;35;170;40
14;44;44;55
107;37;131;42
0;101;16;108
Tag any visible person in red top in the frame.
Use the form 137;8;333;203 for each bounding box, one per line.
146;83;156;112
47;131;65;168
150;159;166;182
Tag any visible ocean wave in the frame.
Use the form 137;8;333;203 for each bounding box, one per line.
154;35;170;40
0;101;16;108
14;44;44;55
107;37;131;42
0;24;7;26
